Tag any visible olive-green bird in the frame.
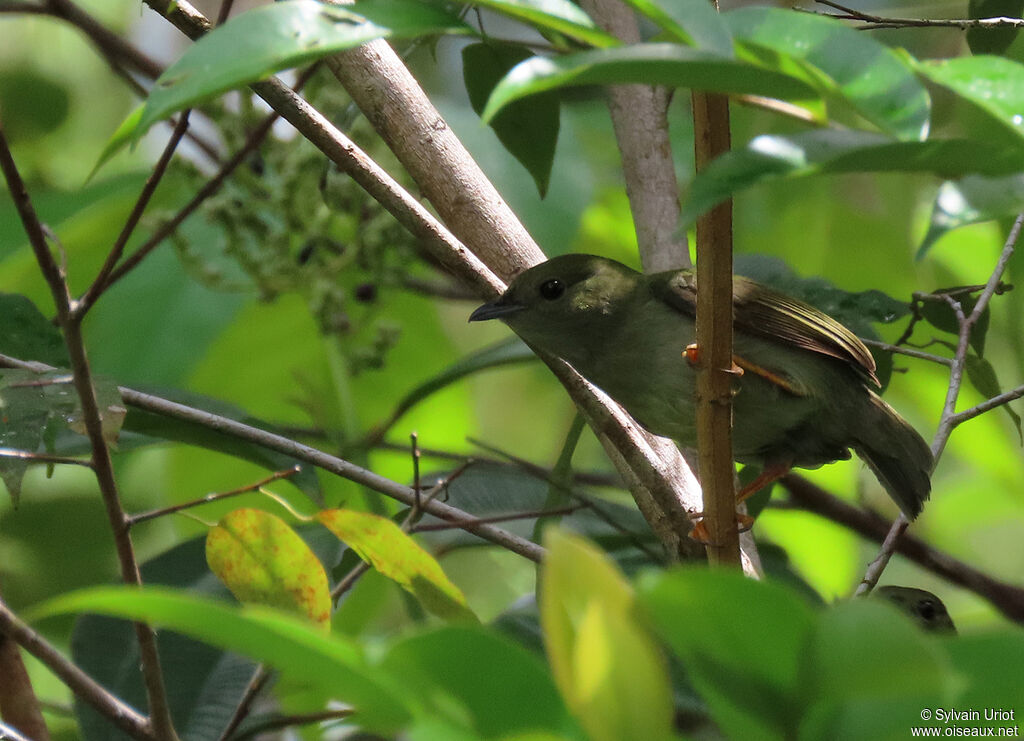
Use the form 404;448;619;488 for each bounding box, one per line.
470;254;932;519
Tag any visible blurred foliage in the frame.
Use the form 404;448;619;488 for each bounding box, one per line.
0;0;1023;739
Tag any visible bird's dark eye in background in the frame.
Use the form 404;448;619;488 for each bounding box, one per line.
539;279;565;300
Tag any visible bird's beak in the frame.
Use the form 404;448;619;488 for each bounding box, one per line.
469;300;525;322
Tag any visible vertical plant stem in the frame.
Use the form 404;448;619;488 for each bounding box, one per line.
691;90;740;567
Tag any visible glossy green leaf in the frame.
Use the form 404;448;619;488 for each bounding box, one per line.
541;530;674;741
316;508;476;621
637;567;817;740
680;130;1024;228
918;175;1024;257
619;0;733;56
482;44;822;124
464;43;560;198
137;0;473;135
725;7;930;140
89;104;144;180
380;626;572;737
207;508;331;627
967;0;1024;55
918;56;1024;144
33;587;412;731
965;355;1023;442
460;0;617;48
0;293;68;366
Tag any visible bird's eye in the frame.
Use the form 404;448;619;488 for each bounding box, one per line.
539;279;565;300
917;600;937;620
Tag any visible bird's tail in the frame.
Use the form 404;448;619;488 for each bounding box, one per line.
852;392;933;519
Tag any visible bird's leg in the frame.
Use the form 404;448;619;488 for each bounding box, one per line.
735;463;790;504
687;463;790;543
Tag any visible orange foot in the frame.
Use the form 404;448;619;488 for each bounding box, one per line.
689;512;756;544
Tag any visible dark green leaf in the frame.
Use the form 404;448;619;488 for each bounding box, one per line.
380;626;572;737
619;0;733;56
482;44;823;124
800;600;956;740
638;567;816;740
946;631;1024;709
0;69;70;140
918;56;1024;144
918;175;1024;257
967;0;1024;56
463;42;560;197
725;7;930;141
965;354;1023;442
680;130;1024;229
137;0;474;135
0;293;67;367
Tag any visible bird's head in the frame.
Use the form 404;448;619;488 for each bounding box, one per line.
469;254;641;352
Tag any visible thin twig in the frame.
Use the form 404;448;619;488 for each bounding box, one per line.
948;383;1024;426
859;338;953;367
77;113;193;317
0;448;93;468
127;466;301;526
215;667;271;741
812;0;1024;30
412;506;582;532
856;214;1023;595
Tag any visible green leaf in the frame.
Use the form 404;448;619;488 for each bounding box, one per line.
637;567;817;740
0;369;124;503
680;130;1024;229
800;600;956;740
316;508;476;621
0;293;68;366
463;43;560;198
946;631;1024;709
965;354;1023;442
482;44;823;124
380;626;572;737
34;587;412;731
207;508;331;627
541;530;674;741
918;56;1024;144
137;0;474;135
724;8;930;141
918;175;1024;257
967;0;1024;56
89;104;143;181
460;0;617;48
619;0;733;56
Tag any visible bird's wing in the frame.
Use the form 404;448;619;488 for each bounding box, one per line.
654;271;880;386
